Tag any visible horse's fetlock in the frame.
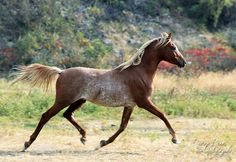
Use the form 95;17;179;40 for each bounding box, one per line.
168;128;175;135
119;126;126;131
29;136;36;142
81;129;86;136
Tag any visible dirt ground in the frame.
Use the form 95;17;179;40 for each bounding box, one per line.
0;118;235;162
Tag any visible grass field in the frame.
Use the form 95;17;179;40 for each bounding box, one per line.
0;71;236;161
0;70;236;120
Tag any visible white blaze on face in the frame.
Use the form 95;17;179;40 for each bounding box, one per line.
172;42;184;59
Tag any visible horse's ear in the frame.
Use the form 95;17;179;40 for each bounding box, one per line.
167;33;172;40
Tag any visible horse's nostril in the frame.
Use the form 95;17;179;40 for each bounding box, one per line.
178;60;186;68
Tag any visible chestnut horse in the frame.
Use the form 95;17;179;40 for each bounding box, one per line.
13;33;186;151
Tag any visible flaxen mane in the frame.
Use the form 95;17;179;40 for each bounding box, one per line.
116;32;171;71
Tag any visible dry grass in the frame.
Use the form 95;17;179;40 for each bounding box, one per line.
153;70;236;94
0;119;235;162
190;71;236;93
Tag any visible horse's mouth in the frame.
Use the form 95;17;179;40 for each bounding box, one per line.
177;59;186;68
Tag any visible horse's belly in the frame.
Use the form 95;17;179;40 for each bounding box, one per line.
85;86;135;107
89;93;135;107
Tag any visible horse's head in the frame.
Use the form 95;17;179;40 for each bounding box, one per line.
158;33;186;68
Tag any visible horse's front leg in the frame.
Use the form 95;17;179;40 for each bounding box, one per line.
138;98;179;144
99;106;133;148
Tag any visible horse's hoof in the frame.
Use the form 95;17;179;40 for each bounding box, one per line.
80;137;86;145
100;140;107;147
172;138;180;144
94;140;107;150
21;141;30;152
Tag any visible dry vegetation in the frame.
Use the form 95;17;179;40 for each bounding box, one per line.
153;70;236;94
0;118;235;162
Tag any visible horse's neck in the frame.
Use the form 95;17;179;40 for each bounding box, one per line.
138;48;161;80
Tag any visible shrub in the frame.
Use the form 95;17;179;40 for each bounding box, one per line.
177;0;235;28
0;48;19;71
226;30;236;50
99;0;125;8
183;37;236;72
0;0;42;37
87;6;104;17
81;38;113;68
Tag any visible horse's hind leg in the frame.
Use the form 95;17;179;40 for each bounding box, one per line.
99;106;133;148
63;99;87;144
23;103;65;151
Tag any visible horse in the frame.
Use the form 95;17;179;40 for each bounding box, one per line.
12;32;186;151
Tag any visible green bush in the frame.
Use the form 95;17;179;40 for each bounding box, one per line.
0;0;42;37
177;0;235;28
87;6;104;17
99;0;125;8
227;30;236;50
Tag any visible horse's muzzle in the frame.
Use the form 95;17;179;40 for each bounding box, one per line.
178;59;187;68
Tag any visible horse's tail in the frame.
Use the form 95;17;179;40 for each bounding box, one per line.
11;63;63;91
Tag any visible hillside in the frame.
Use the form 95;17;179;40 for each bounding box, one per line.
0;0;236;74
